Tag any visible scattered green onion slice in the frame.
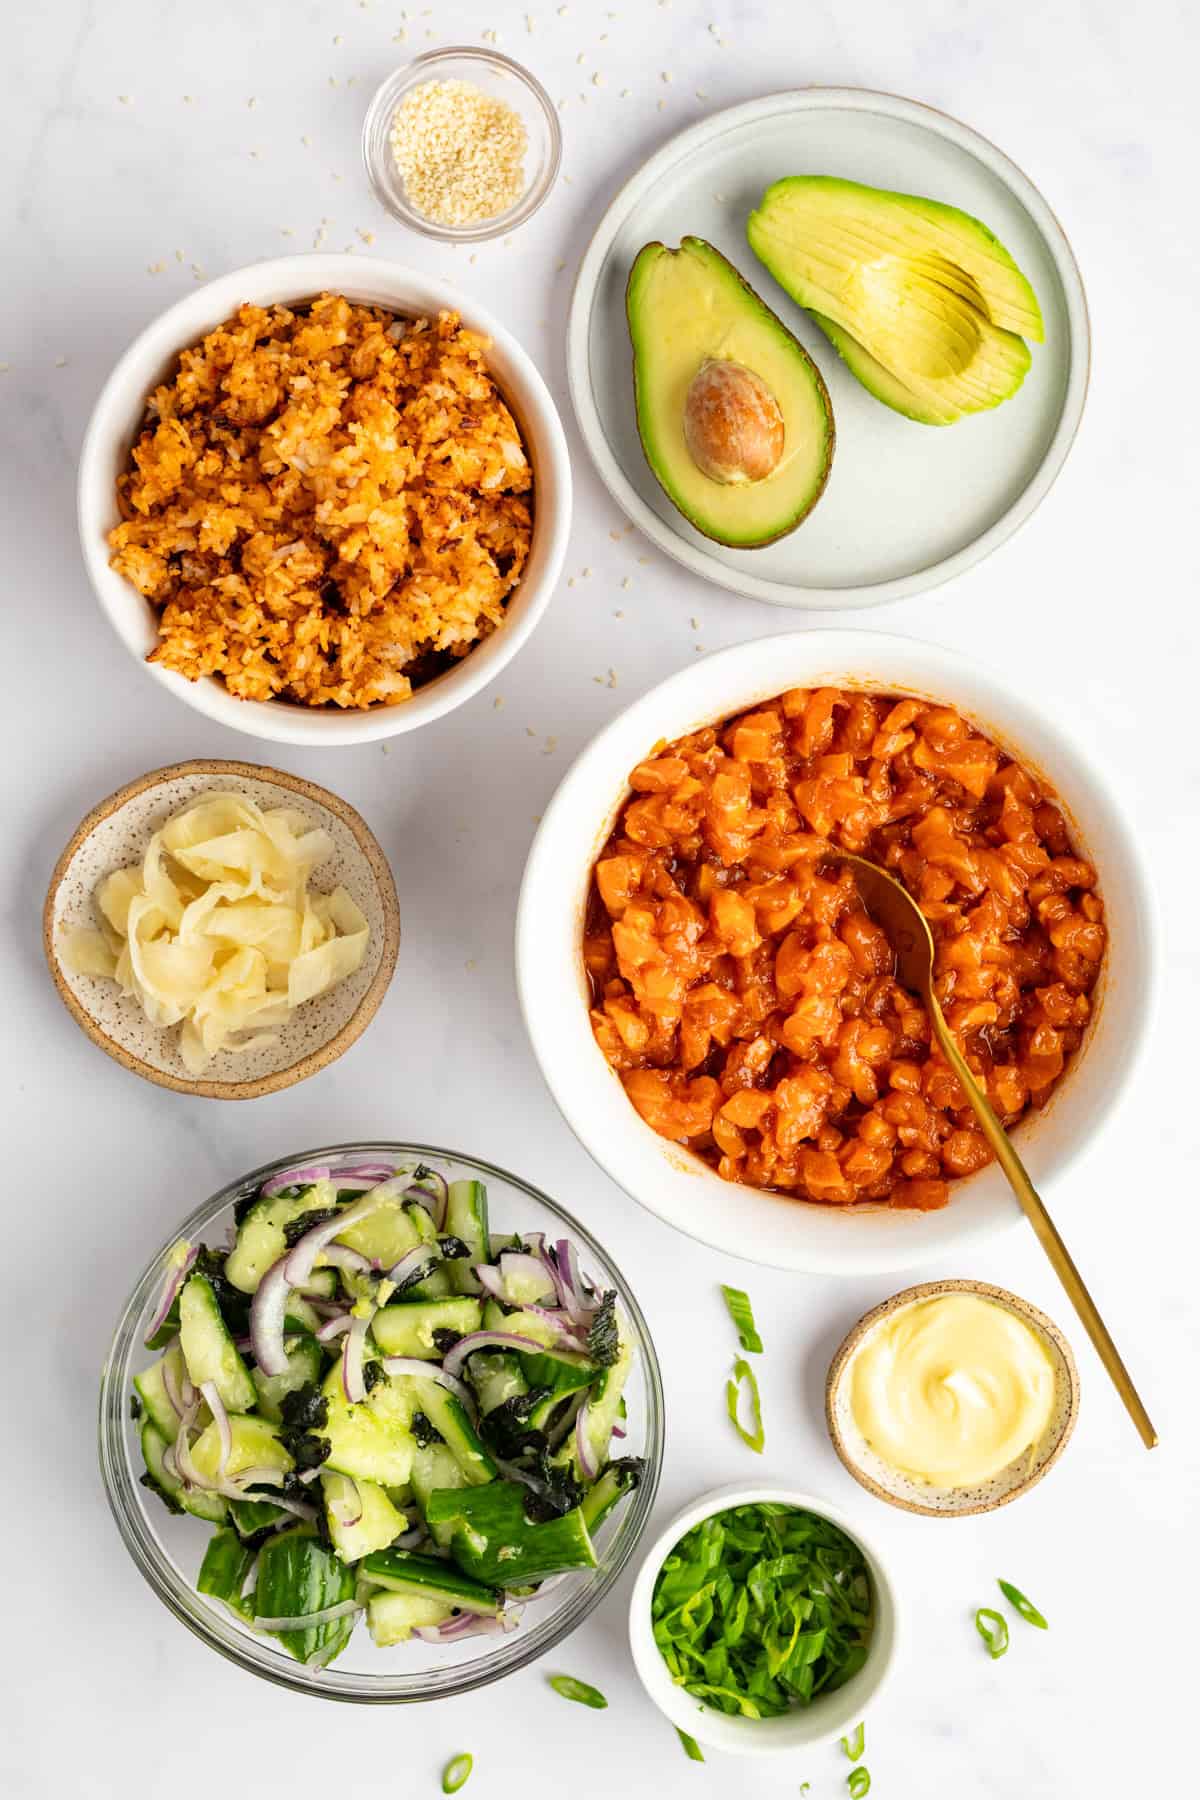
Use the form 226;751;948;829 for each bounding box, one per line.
720;1285;763;1353
841;1721;865;1761
442;1753;473;1795
651;1501;873;1719
975;1607;1009;1659
848;1768;872;1798
998;1579;1048;1629
676;1729;705;1761
726;1356;765;1453
548;1674;608;1709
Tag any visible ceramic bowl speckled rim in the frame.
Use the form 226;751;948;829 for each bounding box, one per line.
629;1481;900;1754
77;255;572;746
43;760;400;1099
825;1279;1080;1516
98;1141;664;1703
567;86;1090;608
516;627;1159;1277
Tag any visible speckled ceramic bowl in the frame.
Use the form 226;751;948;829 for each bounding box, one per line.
825;1279;1079;1516
43;760;400;1098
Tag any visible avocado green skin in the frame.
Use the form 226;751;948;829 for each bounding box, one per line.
625;236;835;550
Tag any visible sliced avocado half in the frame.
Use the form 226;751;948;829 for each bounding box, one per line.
746;176;1042;425
626;237;834;548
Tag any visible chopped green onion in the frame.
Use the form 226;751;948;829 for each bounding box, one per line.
726;1356;765;1453
441;1753;473;1795
841;1721;865;1761
720;1285;763;1353
998;1579;1048;1629
676;1729;704;1761
548;1674;608;1709
800;1787;811;1796
651;1501;873;1719
975;1607;1009;1659
848;1769;872;1798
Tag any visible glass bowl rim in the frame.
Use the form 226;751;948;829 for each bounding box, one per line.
98;1139;664;1703
361;46;563;243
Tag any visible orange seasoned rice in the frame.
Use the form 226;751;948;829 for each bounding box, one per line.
108;294;533;708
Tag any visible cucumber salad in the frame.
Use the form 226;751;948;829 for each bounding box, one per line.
132;1158;644;1669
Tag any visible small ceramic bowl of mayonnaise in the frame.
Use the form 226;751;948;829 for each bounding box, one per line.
826;1280;1079;1517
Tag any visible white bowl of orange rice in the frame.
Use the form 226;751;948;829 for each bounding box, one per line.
78;256;571;746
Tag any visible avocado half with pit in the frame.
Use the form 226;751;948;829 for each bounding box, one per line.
746;175;1044;426
626;237;835;549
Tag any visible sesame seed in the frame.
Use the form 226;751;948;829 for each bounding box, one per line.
614;608;625;617
247;96;257;109
526;727;537;737
661;70;671;82
609;530;622;541
621;577;632;590
607;669;619;687
55;356;68;367
592;71;603;85
690;616;699;629
657;98;665;110
567;576;575;587
389;79;528;225
544;737;558;754
582;566;593;577
494;696;504;708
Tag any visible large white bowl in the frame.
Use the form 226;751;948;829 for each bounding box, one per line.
78;256;572;747
628;1482;900;1756
516;629;1156;1276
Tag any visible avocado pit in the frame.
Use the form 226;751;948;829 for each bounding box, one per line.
683;358;785;485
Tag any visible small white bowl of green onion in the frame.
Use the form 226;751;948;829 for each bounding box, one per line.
628;1483;900;1757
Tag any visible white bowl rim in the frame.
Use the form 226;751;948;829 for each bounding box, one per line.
516;626;1159;1276
628;1479;901;1754
77;254;572;746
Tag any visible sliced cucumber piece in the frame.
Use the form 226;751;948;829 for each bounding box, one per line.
228;1496;290;1539
321;1472;408;1564
282;1295;324;1335
425;1481;597;1585
468;1351;528;1416
197;1527;256;1618
361;1548;501;1615
140;1420;227;1522
367;1589;454;1646
322;1364;415;1487
134;1340;189;1440
334;1197;424;1270
191;1412;292;1487
253;1529;357;1665
298;1267;338;1300
516;1347;599;1395
398;1202;452;1298
251;1333;323;1422
411;1443;467;1549
372;1297;482;1360
444;1179;489;1295
179;1273;256;1413
580;1459;641;1534
226;1181;340;1294
410;1378;495;1485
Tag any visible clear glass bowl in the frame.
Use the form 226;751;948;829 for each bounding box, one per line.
98;1142;663;1703
362;48;562;243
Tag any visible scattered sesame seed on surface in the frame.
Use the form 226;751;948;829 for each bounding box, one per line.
657;98;665;110
567;576;575;587
301;134;311;146
469;253;477;264
609;529;622;541
328;76;338;87
620;88;630;97
0;363;9;374
333;32;342;43
175;249;184;261
558;4;568;13
614;609;625;617
556;260;566;271
593;675;604;685
526;11;534;30
592;71;603;85
690;616;699;629
582;566;592;577
55;356;68;368
118;94;131;105
183;94;193;103
579;93;587;105
280;227;294;237
607;669;619;687
637;556;651;564
465;958;476;970
494;695;504;708
576;50;585;63
696;89;707;99
347;76;358;87
695;644;705;652
558;98;567;110
381;742;390;754
247;96;256;109
394;27;408;42
661;70;672;82
147;261;165;273
621;577;632;589
544;737;558;754
526;727;537;738
358;228;376;244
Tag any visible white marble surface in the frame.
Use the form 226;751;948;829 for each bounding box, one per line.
3;2;1198;1795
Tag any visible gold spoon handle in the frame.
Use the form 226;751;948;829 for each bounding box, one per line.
926;991;1158;1449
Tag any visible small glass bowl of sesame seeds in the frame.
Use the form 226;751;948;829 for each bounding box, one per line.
363;47;561;243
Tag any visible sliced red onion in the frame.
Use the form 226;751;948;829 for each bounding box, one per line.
249;1491;319;1522
297;1466;323;1486
553;1237;594;1321
200;1381;233;1478
473;1263;507;1303
378;1357;477;1417
415;1609;521;1643
574;1398;599;1481
327;1475;363;1529
515;1572;570;1603
511;1305;588;1352
439;1330;552;1381
233;1465;290;1492
305;1636;351;1669
144;1242;198;1346
261;1163;332;1196
612;1422;627;1440
403;1168;448;1230
342;1312;373;1404
172;1401;205;1490
316;1313;354;1344
498;1251;558;1307
283;1180;401;1288
385;1245;439;1292
391;1525;425;1550
254;1598;362;1633
250;1257;293;1377
160;1343;194;1418
162;1446;180;1483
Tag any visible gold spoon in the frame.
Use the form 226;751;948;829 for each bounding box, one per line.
837;851;1157;1450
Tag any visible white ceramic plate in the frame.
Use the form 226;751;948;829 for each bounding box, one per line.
568;89;1089;608
516;630;1157;1277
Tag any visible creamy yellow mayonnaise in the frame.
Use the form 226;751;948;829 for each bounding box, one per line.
848;1294;1056;1488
